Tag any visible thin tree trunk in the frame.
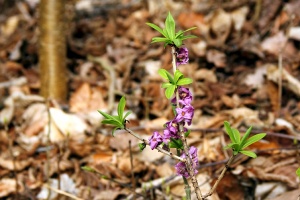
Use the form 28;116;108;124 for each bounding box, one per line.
39;0;67;102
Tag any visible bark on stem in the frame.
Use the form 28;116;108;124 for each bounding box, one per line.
171;46;203;200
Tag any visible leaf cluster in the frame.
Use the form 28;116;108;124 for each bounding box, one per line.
98;96;131;136
224;121;266;158
159;69;193;99
146;12;197;47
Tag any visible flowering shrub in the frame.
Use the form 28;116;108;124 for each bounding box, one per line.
96;12;266;200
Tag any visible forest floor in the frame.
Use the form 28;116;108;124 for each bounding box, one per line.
0;0;300;199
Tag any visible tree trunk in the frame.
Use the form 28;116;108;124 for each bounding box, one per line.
39;0;67;102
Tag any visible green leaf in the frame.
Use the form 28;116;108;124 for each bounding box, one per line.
240;150;257;158
151;37;170;43
81;166;94;172
163;28;170;39
158;69;169;80
162;82;172;88
177;78;193;86
240;126;253;147
181;35;198;40
182;27;197;33
173;39;182;47
232;128;241;144
118;96;126;121
184;130;191;137
112;127;121;136
175;30;184;38
224;121;236;143
224;143;240;151
169;138;183;149
98;110;114;120
242;133;266;149
165;71;174;84
165;85;176;99
102;119;123;127
296;168;300;177
165;12;175;41
123;111;132;120
146;22;168;38
174;70;183;82
138;143;146;151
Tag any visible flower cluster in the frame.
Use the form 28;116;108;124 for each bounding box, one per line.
176;47;189;66
175;146;199;178
148;86;198;178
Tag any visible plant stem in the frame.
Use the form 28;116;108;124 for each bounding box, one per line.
203;155;235;198
171;46;203;200
124;127;185;162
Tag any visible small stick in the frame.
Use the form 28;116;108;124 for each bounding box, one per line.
203;155;235;198
43;184;84;200
129;140;136;200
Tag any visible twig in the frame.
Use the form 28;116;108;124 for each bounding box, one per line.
203;155;235;199
129;140;136;200
124;127;185;162
171;46;203;200
43;184;84;200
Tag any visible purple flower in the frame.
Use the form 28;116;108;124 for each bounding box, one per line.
175;146;199;178
171;87;192;105
176;47;189;66
149;131;163;150
175;104;194;125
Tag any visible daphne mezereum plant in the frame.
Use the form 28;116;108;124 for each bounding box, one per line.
94;12;266;200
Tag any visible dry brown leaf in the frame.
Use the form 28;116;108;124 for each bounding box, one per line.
22;103;47;136
267;64;300;97
156;162;174;177
194;69;217;83
272;188;300;200
210;9;232;44
0;178;23;198
70;82;107;113
261;32;287;55
1;16;19;37
0;157;32;171
230;6;249;31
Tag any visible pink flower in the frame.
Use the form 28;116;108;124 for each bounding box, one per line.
148;131;163;150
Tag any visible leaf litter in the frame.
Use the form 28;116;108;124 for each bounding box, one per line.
0;0;300;199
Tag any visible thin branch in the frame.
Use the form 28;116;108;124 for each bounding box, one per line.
203;155;235;199
124;127;185;162
43;184;84;200
129;140;136;200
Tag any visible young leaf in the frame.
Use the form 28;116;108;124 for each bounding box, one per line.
296;168;300;177
180;35;198;40
98;110;114;120
240;150;257;158
242;133;266;149
165;85;176;99
184;130;191;137
174;70;184;82
101;119;120;126
146;23;168;38
182;27;197;33
169;138;183;149
240;126;253;147
224;121;236;143
165;12;175;41
232;128;241;144
158;69;168;80
162;82;172;88
138;143;146;151
175;30;184;38
173;39;182;47
177;78;193;86
151;37;170;43
81;166;94;172
123;111;132;120
118;96;126;121
112;127;121;136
